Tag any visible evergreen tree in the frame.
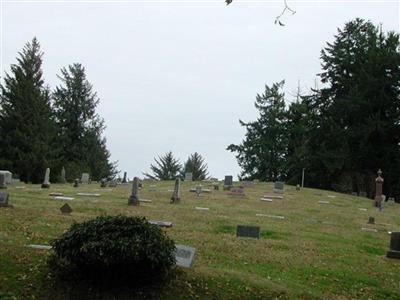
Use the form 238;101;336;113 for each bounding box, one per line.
143;151;181;180
0;38;57;183
182;152;209;181
227;81;287;181
53;63;116;180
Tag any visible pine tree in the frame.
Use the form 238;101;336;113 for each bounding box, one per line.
182;152;209;181
227;81;287;181
143;151;181;180
53;63;116;180
0;38;57;183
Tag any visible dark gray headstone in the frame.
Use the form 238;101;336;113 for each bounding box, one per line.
236;225;260;239
175;244;196;268
128;177;140;206
274;181;284;194
170;178;181;203
60;203;72;214
100;178;107;188
368;217;375;224
73;178;79;188
224;175;233;186
387;232;400;259
0;192;9;207
122;172;127;183
0;173;6;189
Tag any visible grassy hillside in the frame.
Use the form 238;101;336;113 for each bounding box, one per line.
1;181;399;299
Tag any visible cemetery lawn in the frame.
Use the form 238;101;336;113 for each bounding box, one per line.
1;182;400;299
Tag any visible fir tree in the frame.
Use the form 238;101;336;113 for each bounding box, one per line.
0;38;57;183
143;151;181;180
182;152;209;181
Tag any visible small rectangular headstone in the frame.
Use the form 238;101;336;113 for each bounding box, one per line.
0;192;10;207
195;207;209;211
224;175;233;186
273;181;284;194
175;244;196;268
184;172;193;181
260;198;273;202
149;220;173;228
26;244;52;250
236;225;260;239
256;214;285;219
81;173;90;184
54;196;74;201
77;193;101;197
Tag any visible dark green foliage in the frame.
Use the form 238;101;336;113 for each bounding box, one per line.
53;63;117;181
227;81;287;181
143;151;182;180
182;152;209;181
49;215;176;285
0;38;58;183
228;19;400;196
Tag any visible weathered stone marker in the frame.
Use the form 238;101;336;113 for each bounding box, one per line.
368;217;375;224
374;169;384;210
387;232;400;259
296;184;300;191
60;203;72;214
149;220;173;228
0;192;10;207
100;178;107;188
236;225;260;239
128;177;140;206
41;168;50;188
81;173;90;184
73;179;79;188
185;172;193;181
274;181;284;194
170;178;181;203
174;244;196;268
224;175;233;190
122;172;127;183
60;167;66;183
0;173;7;189
0;171;12;185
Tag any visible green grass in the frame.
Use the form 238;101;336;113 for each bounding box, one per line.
1;181;400;299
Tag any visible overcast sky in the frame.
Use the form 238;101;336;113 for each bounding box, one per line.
1;0;399;180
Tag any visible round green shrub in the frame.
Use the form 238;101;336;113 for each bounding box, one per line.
48;215;176;285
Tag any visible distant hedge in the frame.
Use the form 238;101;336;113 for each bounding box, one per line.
48;215;176;285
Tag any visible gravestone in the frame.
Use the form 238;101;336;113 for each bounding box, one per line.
228;187;245;197
374;169;384;210
81;173;90;184
170;178;181;203
224;175;233;189
274;181;284;194
242;181;253;188
185;172;193;181
213;183;219;191
387;232;400;259
73;179;79;188
149;220;173;228
0;173;7;189
122;172;127;183
100;178;107;188
174;244;196;268
128;177;140;206
296;184;300;191
236;225;260;239
0;192;10;207
60;203;72;214
41;168;50;188
0;171;12;184
60;167;66;183
368;217;375;224
195;185;202;196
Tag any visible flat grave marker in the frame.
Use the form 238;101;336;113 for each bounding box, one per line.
195;207;210;211
236;225;260;239
175;244;196;268
77;193;101;197
26;244;52;250
318;201;330;204
260;198;273;202
263;195;283;199
149;220;173;228
228;188;245;197
54;196;74;201
256;214;285;220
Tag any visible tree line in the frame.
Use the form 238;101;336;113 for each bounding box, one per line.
228;19;400;198
144;151;209;181
0;38;117;183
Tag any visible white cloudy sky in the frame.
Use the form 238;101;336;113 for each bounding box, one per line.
1;0;399;180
